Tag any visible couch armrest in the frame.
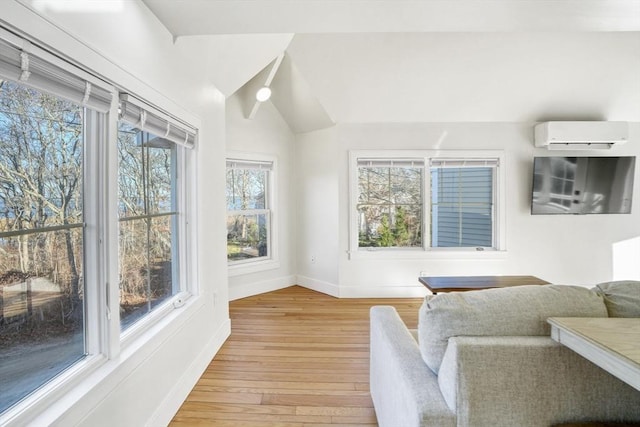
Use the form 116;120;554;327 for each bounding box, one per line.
370;306;455;427
438;336;640;427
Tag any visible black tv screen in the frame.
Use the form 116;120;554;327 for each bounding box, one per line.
531;156;636;214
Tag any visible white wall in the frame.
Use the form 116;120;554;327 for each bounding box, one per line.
4;1;230;426
295;127;341;295
295;122;640;297
225;94;298;299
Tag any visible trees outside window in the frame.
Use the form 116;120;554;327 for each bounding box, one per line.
0;80;86;413
0;33;196;416
226;159;272;264
357;162;423;248
117;122;178;330
352;152;502;254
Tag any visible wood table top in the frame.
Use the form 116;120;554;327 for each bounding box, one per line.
548;317;640;391
418;275;550;293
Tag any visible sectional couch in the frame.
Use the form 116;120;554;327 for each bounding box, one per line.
370;282;640;427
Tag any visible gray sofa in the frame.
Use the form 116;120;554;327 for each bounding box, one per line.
370;283;640;427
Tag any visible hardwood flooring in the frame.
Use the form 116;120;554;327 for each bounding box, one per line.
170;285;422;426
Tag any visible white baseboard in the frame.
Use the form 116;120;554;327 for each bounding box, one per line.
296;276;428;298
229;275;295;301
147;318;231;426
338;285;428;298
296;275;340;297
231;274;428;299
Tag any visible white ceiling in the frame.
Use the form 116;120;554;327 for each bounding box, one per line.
142;0;640;35
142;0;640;129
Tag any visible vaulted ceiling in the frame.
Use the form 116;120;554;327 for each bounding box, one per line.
142;0;640;131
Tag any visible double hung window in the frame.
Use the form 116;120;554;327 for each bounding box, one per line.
0;30;111;414
117;95;195;330
351;151;504;256
0;28;196;419
226;159;272;265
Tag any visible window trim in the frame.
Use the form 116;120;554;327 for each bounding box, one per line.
348;149;506;260
226;152;279;275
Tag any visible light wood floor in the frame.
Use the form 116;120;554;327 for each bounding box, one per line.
170;285;422;426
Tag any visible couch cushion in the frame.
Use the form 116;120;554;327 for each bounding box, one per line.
418;284;608;374
592;281;640;318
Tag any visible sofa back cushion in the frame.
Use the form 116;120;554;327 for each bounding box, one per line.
418;284;607;374
592;281;640;318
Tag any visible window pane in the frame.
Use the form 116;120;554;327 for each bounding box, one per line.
225;162;271;264
226;169;266;210
358;165;423;248
119;215;175;328
0;81;85;412
118;123;174;218
358;167;390;205
431;166;493;247
118;123;178;330
226;213;268;261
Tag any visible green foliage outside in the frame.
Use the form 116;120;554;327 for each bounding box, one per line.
359;206;419;248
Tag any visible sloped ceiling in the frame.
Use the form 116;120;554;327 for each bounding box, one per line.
286;32;640;123
173;34;294;97
142;0;640;126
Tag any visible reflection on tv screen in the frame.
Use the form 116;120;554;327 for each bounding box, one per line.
531;156;635;215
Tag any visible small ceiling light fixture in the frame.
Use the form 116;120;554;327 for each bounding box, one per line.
255;86;272;102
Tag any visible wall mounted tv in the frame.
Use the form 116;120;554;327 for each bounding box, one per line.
531;156;636;215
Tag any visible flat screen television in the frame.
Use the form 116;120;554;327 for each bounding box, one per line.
531;156;636;215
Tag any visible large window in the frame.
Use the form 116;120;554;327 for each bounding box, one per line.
350;151;504;257
116;94;194;332
226;159;272;265
0;30;196;419
0;80;87;414
117;123;178;329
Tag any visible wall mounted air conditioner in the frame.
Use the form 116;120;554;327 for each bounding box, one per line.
534;121;628;150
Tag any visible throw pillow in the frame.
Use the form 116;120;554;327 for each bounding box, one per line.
592;281;640;318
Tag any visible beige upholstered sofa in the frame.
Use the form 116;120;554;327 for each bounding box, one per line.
370;282;640;427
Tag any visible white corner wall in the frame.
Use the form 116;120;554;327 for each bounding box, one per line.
295;122;640;297
4;1;230;426
294;127;341;296
225;94;298;299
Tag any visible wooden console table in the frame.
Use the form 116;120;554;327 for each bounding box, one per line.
548;317;640;391
418;275;549;294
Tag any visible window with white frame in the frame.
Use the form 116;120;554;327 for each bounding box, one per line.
357;159;424;248
350;151;504;256
0;30;110;414
430;158;498;248
226;159;272;264
117;95;194;331
0;28;196;418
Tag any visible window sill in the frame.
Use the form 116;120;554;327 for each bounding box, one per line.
228;259;280;277
347;248;507;260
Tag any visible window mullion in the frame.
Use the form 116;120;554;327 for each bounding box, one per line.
425;157;432;249
83;109;101;356
104;100;121;359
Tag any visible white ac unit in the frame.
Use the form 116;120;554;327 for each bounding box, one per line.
534;121;628;150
